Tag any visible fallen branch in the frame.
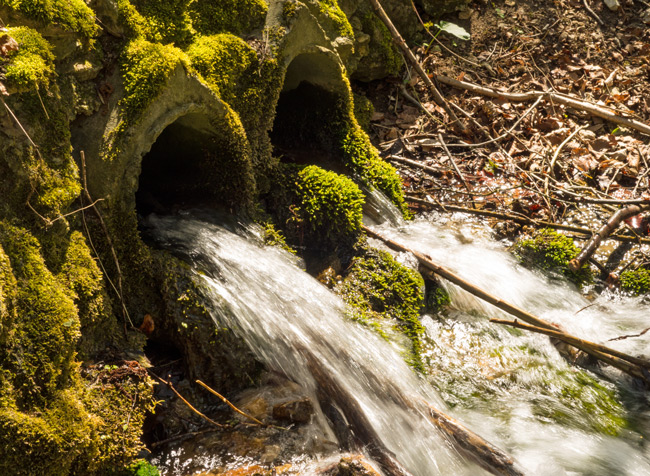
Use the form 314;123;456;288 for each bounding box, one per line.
362;225;650;382
388;156;444;176
569;203;650;271
367;0;465;131
583;0;605;25
608;327;650;342
435;75;650;136
196;379;269;427
406;196;650;244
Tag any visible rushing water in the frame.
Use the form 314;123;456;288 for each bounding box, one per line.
147;209;650;476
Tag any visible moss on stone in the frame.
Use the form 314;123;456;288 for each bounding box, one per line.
352;92;374;133
189;0;268;36
187;33;257;102
4;26;54;91
620;267;650;295
0;0;98;38
0;222;79;407
318;0;354;38
512;228;592;287
336;246;425;370
118;0;195;46
120;38;189;123
262;222;296;254
275;164;364;247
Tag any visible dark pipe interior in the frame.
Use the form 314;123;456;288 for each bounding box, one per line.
136;114;217;217
270;81;346;173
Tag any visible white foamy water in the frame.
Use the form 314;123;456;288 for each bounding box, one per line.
147;210;649;476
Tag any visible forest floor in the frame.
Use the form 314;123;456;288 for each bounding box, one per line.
357;0;650;286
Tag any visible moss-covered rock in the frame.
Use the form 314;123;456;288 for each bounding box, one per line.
189;0;268;36
4;26;54;91
0;0;98;39
336;246;425;370
512;228;592;287
620;267;650;295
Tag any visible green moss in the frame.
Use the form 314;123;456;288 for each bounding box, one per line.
272;82;409;217
120;38;189;123
126;460;161;476
0;222;79;407
352;92;374;133
282;0;299;21
337;246;425;370
318;0;354;38
189;0;268;35
282;165;364;247
4;26;54;91
187;33;257;102
121;0;195;46
262;223;296;254
0;0;97;38
513;228;592;287
620;267;650;295
359;10;402;77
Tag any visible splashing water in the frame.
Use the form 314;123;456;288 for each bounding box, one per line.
147;210;649;475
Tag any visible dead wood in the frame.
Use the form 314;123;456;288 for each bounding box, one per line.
362;225;650;382
196;380;266;427
405;196;650;245
303;346;525;476
434;75;650;136
367;0;466;131
569;203;650;272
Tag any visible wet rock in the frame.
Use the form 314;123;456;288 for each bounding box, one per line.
272;397;314;424
320;455;383;476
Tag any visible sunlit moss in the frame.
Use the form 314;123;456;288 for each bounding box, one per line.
512;228;592;287
620;267;650;295
0;0;97;38
4;26;54;91
189;0;268;35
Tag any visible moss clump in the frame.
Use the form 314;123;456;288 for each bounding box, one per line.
279;165;364;247
318;0;354;38
282;0;299;21
0;222;79;406
513;228;592;287
187;33;257;103
0;0;98;38
120;0;195;46
337;247;425;370
120;38;189;123
3;26;54;91
620;267;650;295
358;10;402;78
189;0;268;35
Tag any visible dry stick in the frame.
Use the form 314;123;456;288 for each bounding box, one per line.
405;196;594;235
399;84;442;125
150;373;224;429
367;0;465;131
437;133;476;208
582;0;605;25
490;319;650;383
80;151;134;332
195;380;265;427
417;400;526;476
569;203;650;272
388;156;445;176
361;226;650;380
549;125;586;179
609;327;650;342
435;75;650;136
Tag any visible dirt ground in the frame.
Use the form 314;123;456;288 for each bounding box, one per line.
356;0;650;283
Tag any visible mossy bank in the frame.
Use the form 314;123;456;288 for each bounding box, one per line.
0;0;433;473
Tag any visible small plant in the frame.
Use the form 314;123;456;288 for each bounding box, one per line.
512;228;592;287
620;267;650;295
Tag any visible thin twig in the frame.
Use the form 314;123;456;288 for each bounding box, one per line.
80;151;134;332
583;0;605;25
150;373;224;429
196;380;267;427
608;327;650;342
438;133;476;208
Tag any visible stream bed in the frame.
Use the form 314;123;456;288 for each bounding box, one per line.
148;211;650;476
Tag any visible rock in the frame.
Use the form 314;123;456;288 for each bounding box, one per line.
320;455;383;476
272;397;314;424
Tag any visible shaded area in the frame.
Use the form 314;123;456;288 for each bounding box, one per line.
136;113;218;216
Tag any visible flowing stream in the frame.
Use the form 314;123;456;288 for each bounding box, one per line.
147;208;650;476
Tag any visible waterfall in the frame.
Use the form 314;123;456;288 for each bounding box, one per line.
147;211;650;476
